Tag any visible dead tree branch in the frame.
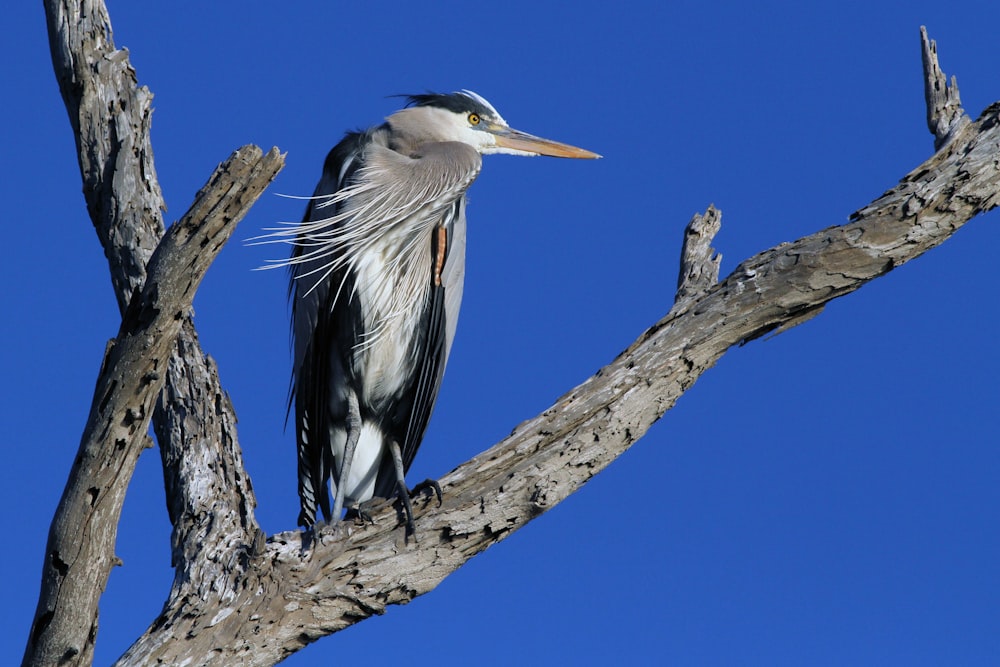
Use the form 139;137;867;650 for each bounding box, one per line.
42;0;265;567
120;27;998;667
675;204;723;303
921;26;970;150
24;145;282;667
28;3;279;666
44;0;165;309
28;4;998;665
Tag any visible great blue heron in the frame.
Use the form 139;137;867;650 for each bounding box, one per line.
261;90;599;535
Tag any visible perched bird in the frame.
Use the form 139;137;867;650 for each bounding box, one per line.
262;90;599;534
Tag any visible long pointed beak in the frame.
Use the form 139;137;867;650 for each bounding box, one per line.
490;125;601;159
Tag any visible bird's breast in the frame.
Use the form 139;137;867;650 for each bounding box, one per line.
350;230;433;409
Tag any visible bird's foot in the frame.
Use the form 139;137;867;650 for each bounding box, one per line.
408;478;443;506
393;478;443;542
346;502;379;525
298;525;316;554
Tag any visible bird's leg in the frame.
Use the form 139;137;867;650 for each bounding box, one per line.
388;439;418;539
332;390;361;523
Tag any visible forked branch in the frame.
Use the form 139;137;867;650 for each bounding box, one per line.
28;6;999;666
24;146;283;667
28;3;280;666
120;27;999;667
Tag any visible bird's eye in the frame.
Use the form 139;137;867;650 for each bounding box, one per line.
468;113;481;126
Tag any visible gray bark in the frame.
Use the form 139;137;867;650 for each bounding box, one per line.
24;4;998;666
26;2;282;665
23;143;283;667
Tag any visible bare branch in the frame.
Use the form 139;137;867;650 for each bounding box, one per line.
23;146;283;667
115;68;1000;667
44;0;165;310
675;205;722;303
39;1;273;663
921;25;970;150
34;7;1000;665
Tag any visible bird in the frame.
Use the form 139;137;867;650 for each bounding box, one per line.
258;90;599;535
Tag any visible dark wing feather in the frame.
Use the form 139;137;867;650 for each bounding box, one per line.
293;131;368;526
294;315;331;526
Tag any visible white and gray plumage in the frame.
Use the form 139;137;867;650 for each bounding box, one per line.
259;90;599;534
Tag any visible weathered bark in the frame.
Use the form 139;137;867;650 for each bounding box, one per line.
122;94;998;667
675;205;723;303
25;2;998;665
27;3;277;666
44;0;165;311
921;26;969;150
23;145;283;667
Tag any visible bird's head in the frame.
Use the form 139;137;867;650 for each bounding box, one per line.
386;90;601;159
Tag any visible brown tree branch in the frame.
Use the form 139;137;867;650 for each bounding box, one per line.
34;2;273;664
44;0;165;310
42;0;262;555
115;30;999;667
23;146;283;667
921;25;970;149
30;4;1000;664
675;204;722;303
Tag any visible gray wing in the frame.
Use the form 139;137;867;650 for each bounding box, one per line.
292;131;368;526
296;136;478;513
440;198;466;366
371;196;467;497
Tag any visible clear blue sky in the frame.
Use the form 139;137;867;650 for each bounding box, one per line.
5;1;999;664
